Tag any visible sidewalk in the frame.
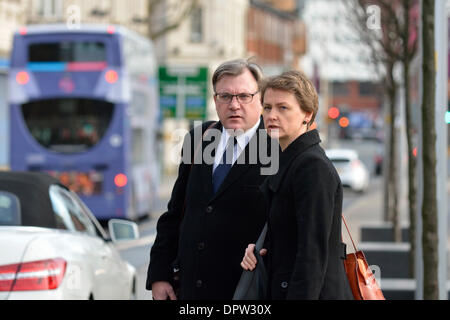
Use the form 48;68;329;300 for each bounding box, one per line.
342;179;395;246
343;177;450;241
342;176;450;283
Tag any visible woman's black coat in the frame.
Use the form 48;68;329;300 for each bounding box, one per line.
260;130;353;300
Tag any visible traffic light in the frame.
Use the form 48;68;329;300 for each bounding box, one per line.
328;107;340;120
339;117;350;128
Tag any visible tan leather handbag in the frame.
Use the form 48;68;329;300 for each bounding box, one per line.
342;216;386;300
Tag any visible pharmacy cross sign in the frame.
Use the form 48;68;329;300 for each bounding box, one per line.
158;66;208;120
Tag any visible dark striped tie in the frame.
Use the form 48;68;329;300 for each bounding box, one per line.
212;137;236;194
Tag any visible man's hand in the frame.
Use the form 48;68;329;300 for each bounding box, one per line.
151;281;177;300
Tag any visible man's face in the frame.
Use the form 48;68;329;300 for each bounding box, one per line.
214;69;261;132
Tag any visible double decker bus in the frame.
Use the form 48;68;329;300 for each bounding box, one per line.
9;24;160;221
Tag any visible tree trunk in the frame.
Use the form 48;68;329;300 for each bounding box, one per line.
383;97;390;223
403;58;417;277
402;0;417;278
421;0;438;300
386;61;401;243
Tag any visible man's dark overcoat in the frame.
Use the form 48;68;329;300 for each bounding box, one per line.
147;119;273;300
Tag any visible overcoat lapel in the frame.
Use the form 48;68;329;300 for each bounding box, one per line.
199;121;222;199
210;120;266;201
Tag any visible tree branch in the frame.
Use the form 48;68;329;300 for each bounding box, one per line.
147;0;199;40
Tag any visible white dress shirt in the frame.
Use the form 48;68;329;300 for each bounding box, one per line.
213;118;261;173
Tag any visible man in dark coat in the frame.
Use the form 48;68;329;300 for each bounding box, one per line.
146;59;277;300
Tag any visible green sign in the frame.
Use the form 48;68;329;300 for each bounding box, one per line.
159;66;208;120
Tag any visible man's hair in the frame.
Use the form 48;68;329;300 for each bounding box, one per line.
212;58;264;92
260;70;319;127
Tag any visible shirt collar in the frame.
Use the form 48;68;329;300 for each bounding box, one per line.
222;118;261;150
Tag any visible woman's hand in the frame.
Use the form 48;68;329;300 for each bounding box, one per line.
240;244;267;271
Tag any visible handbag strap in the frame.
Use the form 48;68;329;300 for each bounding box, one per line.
342;215;358;253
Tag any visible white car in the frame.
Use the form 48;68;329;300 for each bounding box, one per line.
0;171;138;300
325;149;370;193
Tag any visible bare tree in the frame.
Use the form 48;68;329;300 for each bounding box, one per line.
399;0;419;278
347;0;438;297
344;0;404;244
147;0;198;40
420;0;438;300
346;0;422;278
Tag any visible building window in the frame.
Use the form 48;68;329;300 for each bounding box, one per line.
38;0;62;19
190;6;203;43
332;81;349;96
359;81;378;96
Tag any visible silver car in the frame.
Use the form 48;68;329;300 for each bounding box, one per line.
325;149;370;193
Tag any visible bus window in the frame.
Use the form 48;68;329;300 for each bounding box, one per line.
21;98;114;154
29;41;106;62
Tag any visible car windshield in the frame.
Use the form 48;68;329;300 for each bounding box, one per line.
330;158;351;170
0;191;21;226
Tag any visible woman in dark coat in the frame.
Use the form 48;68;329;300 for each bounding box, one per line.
241;71;353;300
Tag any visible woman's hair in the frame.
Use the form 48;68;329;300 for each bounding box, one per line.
261;70;319;127
212;58;264;92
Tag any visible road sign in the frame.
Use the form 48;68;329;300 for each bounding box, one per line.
159;66;208;120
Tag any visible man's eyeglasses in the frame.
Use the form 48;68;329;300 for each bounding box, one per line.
214;91;259;104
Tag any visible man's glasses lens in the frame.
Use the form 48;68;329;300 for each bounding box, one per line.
216;93;257;104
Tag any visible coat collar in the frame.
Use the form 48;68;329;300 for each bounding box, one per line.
266;129;322;193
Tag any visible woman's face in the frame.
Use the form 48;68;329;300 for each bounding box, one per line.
262;88;312;151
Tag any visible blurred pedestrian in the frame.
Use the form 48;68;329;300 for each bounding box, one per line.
147;59;274;300
241;70;353;300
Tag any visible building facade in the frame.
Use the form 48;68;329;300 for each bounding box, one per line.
300;0;383;142
0;0;27;58
25;0;148;35
156;0;247;67
247;0;306;75
154;0;248;120
300;0;378;82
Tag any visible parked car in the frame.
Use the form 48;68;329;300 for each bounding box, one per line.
325;149;370;193
0;171;139;300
